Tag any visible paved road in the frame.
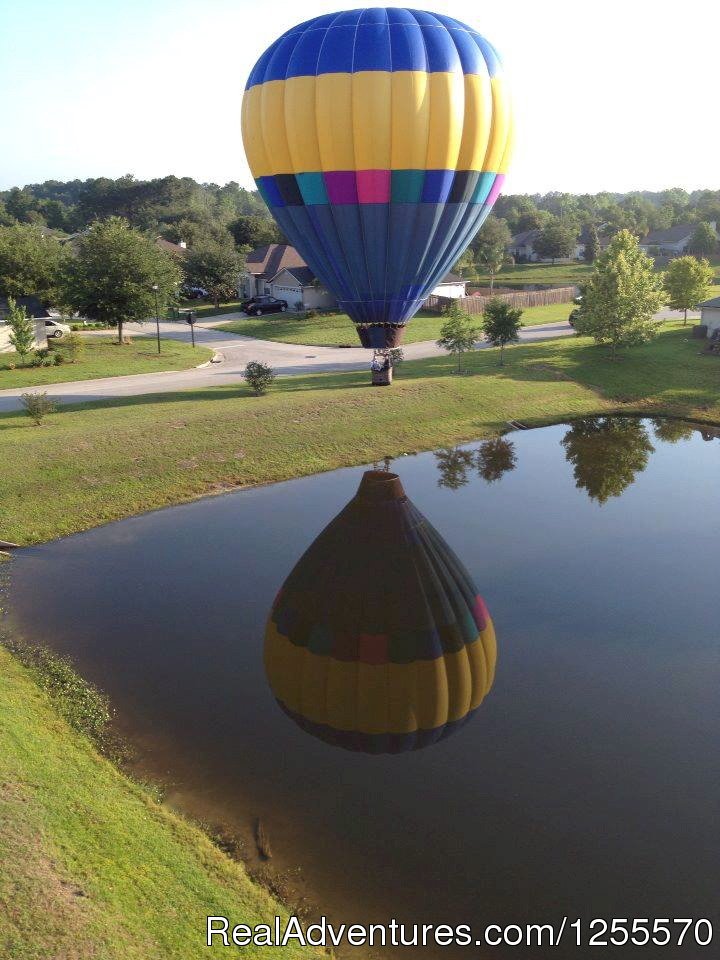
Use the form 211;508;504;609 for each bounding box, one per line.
0;309;697;413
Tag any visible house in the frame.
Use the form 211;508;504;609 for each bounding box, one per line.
240;244;307;298
507;229;584;262
155;237;189;258
638;223;713;258
0;296;49;353
508;229;541;261
243;243;467;308
268;266;337;310
698;296;720;337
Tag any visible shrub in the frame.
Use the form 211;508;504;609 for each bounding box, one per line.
20;391;56;424
304;308;319;318
3;638;120;757
53;352;65;365
243;360;276;395
56;331;85;363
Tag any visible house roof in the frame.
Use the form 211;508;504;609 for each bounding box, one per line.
0;295;50;320
509;229;540;246
155;236;189;256
699;296;720;308
641;223;695;245
246;243;306;278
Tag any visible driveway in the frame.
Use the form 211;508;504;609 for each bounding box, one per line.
0;310;695;413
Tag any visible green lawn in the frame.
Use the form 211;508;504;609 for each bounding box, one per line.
2;320;718;547
0;647;317;960
177;299;244;319
216;302;574;346
473;259;720;287
0;336;212;389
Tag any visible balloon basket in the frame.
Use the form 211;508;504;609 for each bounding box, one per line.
371;350;393;386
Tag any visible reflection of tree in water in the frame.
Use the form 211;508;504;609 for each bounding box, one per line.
434;448;476;489
436;438;518;489
651;418;695;444
477;438;517;483
561;417;655;504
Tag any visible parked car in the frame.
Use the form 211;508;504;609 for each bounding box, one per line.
44;319;72;339
240;296;288;316
180;285;209;300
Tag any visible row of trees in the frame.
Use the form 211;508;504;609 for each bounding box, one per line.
3;176;719;274
454;212;717;283
433;416;688;505
0;216;253;341
440;232;714;368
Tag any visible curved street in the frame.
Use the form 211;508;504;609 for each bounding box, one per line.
0;309;692;413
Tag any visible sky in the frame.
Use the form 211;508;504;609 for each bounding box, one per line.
1;0;718;195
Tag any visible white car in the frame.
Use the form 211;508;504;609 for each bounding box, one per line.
44;319;72;339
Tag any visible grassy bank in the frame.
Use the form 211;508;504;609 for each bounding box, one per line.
0;645;316;959
0;337;212;389
216;302;573;346
1;321;718;546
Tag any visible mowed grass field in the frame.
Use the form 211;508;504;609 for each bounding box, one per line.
0;647;319;960
0;336;212;389
2;320;718;547
216;302;574;346
472;258;720;287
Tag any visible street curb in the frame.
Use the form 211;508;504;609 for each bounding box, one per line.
196;352;223;368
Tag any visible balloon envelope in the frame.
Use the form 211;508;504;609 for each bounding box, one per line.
242;8;513;347
264;471;496;753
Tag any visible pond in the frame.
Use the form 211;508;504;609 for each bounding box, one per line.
6;418;720;957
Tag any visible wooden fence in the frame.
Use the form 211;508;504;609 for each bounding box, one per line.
424;285;579;315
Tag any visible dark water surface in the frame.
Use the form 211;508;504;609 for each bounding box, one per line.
7;418;720;957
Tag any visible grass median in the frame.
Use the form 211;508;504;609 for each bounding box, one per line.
215;302;574;346
2;321;717;546
0;336;212;390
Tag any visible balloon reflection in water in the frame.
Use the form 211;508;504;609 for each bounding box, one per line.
264;470;496;753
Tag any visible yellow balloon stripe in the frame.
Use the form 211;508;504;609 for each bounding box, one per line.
242;72;512;179
264;620;497;735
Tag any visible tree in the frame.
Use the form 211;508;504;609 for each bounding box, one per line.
452;247;476;278
481;298;523;365
228;215;284;248
561;417;654;504
63;217;182;345
184;241;243;308
472;216;511;290
0;224;68;303
436;306;478;373
434;448;476;489
5;297;35;362
533;219;577;263
688;222;717;258
583;223;599;263
476;437;517;483
572;230;664;359
663;256;714;323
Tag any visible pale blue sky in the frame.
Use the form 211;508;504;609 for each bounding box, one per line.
1;0;718;194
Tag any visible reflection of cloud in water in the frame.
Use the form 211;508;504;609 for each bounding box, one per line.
264;470;496;754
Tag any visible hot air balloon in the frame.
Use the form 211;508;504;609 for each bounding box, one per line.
241;8;513;375
264;470;496;753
